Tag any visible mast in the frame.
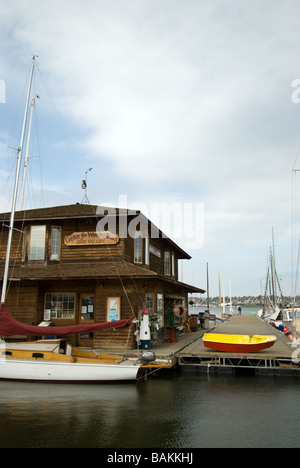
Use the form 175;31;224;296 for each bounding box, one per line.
1;55;37;304
271;228;277;306
19;93;40;210
206;263;210;313
229;275;234;314
218;272;222;316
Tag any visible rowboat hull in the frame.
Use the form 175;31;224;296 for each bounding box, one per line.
203;334;277;353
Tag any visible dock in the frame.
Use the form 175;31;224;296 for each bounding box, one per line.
177;315;300;376
96;314;300;377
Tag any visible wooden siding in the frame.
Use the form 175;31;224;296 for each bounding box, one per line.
5;282;39;325
0;210;184;281
0;205;203;349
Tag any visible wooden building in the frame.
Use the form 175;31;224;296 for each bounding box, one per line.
0;204;204;349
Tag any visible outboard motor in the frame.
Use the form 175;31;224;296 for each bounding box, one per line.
141;351;156;364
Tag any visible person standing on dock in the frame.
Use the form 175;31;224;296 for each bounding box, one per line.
238;306;242;316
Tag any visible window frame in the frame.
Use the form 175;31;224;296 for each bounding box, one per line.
145;293;154;315
44;292;76;320
134;234;143;264
50;226;61;261
164;251;171;275
29;225;46;261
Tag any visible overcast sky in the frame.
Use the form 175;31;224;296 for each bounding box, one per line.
1;0;300;297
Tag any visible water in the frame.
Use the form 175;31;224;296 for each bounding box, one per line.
0;373;299;448
189;305;261;317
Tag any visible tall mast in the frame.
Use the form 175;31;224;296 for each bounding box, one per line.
19;93;40;210
1;55;37;304
271;227;277;306
206;263;210;313
218;271;222;316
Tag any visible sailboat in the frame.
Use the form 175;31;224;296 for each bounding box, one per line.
0;304;144;382
257;240;293;330
218;273;232;319
0;57;151;382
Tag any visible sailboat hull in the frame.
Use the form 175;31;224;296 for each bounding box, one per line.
0;339;141;382
0;357;140;382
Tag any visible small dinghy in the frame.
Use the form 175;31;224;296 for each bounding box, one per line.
203;333;277;353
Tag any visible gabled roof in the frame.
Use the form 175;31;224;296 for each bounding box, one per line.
0;203;133;221
0;203;192;260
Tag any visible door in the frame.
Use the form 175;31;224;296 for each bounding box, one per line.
78;295;95;347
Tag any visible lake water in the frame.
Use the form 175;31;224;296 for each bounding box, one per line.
1;305;299;450
0;372;299;449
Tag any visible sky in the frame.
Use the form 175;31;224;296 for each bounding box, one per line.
1;0;300;297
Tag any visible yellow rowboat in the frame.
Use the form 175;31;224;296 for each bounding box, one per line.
203;333;277;353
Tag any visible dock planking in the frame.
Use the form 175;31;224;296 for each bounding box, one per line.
178;314;300;375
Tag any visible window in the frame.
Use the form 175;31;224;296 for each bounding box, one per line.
172;253;175;276
134;234;142;263
29;225;46;260
164;251;176;276
164;251;170;275
157;293;164;327
50;226;61;260
134;230;150;265
81;295;94;321
45;293;75;319
145;293;154;315
145;236;149;265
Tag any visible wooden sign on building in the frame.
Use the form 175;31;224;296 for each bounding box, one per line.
64;231;119;246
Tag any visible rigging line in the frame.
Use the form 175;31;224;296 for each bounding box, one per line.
83;207;144;350
26;95;45;209
104;243;136;318
34;62;87;178
5;214;27;300
294;240;300;301
103;243;139;357
292;145;300;298
292;169;300;299
121;260;145;306
136;366;166;381
93;207;146;316
0;158;16;212
292;145;300;171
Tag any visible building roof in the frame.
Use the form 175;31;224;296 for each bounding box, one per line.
2;261;205;294
0;203;133;221
0;203;192;260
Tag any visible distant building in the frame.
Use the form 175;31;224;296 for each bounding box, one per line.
0;204;204;349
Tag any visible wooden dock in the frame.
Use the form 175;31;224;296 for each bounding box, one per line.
177;315;300;376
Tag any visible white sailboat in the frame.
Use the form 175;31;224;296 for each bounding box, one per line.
218;273;233;318
257;238;293;330
0;57;151;382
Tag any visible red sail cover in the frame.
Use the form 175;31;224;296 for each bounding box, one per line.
0;304;133;337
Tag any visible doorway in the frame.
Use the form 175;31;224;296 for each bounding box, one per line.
78;294;95;347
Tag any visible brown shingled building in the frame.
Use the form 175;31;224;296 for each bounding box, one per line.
0;204;204;349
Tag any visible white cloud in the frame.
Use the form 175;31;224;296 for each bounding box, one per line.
1;0;300;294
